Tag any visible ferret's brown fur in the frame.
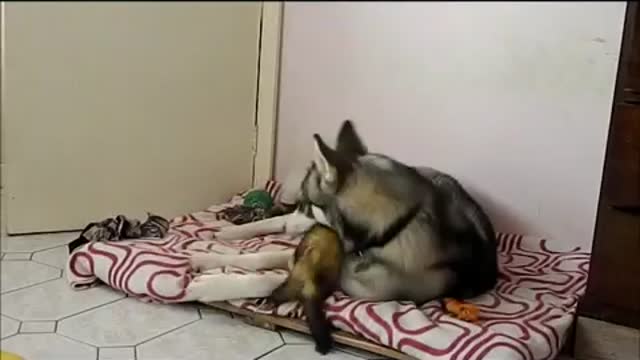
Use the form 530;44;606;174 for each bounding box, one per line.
269;224;343;355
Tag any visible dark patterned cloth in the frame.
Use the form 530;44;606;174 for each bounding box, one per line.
68;213;170;253
217;203;296;225
217;205;268;225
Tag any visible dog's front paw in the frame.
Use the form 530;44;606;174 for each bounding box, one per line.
185;274;219;302
215;226;246;241
190;253;225;272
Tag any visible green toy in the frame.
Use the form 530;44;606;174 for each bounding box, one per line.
243;189;274;210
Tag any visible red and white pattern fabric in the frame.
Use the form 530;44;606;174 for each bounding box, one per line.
67;181;589;360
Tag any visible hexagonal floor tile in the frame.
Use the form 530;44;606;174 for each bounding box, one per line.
19;321;56;333
0;333;96;360
1;278;124;321
261;345;365;360
1;315;20;339
137;311;282;360
32;246;69;269
58;298;199;347
99;347;135;360
1;261;60;293
1;232;78;253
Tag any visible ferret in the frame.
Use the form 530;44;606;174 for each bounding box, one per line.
269;223;344;355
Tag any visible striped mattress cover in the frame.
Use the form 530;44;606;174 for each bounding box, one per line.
66;181;590;360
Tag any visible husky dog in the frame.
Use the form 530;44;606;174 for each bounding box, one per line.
190;120;498;305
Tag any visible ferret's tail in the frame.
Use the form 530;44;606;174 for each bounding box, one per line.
303;296;333;355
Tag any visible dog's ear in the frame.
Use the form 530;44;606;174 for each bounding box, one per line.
336;120;367;157
313;134;352;184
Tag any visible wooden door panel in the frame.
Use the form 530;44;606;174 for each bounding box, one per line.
3;3;262;233
580;2;640;329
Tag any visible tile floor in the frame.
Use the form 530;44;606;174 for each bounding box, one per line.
0;232;386;360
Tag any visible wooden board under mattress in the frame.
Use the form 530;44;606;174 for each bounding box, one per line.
206;302;417;360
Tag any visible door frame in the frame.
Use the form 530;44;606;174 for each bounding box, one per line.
252;2;283;187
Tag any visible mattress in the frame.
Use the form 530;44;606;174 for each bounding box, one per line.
67;181;589;360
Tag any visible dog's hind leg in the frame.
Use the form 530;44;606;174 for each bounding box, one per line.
190;249;294;272
186;272;287;302
340;254;455;303
339;256;400;301
216;212;315;240
216;215;290;240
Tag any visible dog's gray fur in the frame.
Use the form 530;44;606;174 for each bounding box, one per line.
192;120;498;305
300;120;498;303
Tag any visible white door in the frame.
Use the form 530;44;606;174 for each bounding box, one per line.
2;2;263;234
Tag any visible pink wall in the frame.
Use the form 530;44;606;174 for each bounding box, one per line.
275;2;627;249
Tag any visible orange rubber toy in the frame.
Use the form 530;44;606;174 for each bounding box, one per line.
443;298;480;323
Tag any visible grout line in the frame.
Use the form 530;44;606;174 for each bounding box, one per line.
56;297;126;322
30;259;66;272
254;343;285;360
0;333;19;341
0;252;32;260
31;243;72;255
97;344;138;360
4;242;73;255
1;258;33;262
3;230;80;237
0;274;62;296
199;305;233;319
17;320;56;334
1;256;65;271
30;258;65;270
134;317;201;347
57;331;99;348
0;313;21;322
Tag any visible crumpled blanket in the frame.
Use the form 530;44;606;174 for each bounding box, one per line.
67;213;170;253
67;180;590;360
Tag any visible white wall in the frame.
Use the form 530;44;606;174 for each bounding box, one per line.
275;2;627;249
